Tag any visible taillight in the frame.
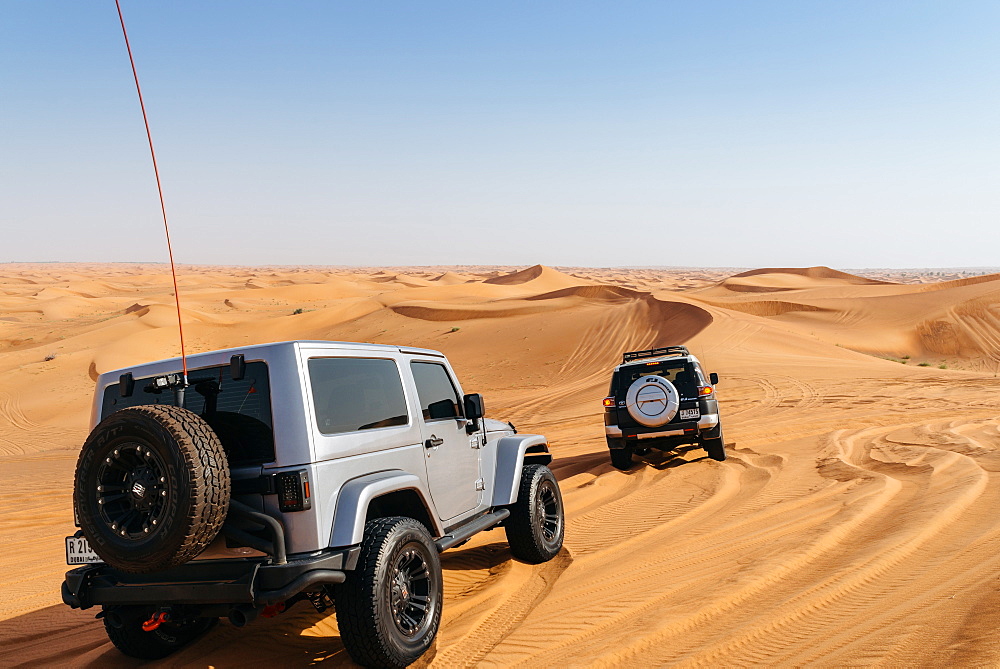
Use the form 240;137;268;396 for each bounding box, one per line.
276;470;312;512
603;397;616;408
698;385;715;397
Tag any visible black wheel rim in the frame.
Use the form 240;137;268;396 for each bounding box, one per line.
389;547;432;637
537;480;562;546
95;441;168;540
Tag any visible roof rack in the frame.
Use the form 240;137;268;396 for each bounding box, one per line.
622;346;690;363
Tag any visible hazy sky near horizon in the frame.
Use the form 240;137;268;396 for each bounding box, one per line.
2;1;998;268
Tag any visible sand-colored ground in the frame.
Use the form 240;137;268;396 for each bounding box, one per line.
1;263;999;667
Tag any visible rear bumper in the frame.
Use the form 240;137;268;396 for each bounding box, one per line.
61;547;359;610
606;414;719;440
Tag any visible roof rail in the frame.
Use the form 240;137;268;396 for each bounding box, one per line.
622;346;690;363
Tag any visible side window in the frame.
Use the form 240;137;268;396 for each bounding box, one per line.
308;358;409;435
410;362;462;421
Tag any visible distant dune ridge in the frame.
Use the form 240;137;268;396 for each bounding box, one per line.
2;262;1000;666
732;265;893;283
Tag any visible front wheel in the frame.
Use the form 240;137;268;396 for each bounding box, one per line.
505;464;565;564
103;606;216;659
335;517;443;668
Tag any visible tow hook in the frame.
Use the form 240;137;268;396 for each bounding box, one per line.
261;602;285;618
142;611;171;632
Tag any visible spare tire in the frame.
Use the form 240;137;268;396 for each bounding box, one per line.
625;375;679;427
74;405;230;573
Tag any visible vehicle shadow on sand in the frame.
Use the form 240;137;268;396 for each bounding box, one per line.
0;540;530;668
636;444;714;470
0;601;359;667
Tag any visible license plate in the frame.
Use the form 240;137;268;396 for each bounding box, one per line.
65;535;102;565
680;408;700;420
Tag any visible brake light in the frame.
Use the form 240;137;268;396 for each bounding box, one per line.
276;470;312;512
603;397;615;407
698;385;715;397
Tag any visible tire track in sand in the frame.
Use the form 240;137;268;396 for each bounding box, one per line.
607;420;994;667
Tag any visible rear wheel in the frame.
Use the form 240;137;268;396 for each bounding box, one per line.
335;517;442;668
608;438;634;470
505;464;565;563
703;425;726;461
103;606;216;660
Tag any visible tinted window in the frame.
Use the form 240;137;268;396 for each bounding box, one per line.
625;362;698;393
410;362;462;421
102;361;274;466
309;358;408;435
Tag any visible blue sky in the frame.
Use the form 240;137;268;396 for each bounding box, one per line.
2;1;998;267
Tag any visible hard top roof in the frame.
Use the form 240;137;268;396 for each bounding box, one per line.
97;340;445;382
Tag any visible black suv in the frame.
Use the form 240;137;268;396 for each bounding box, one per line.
603;346;725;469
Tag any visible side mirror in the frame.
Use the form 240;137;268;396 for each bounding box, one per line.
463;393;485;420
230;354;246;381
709;372;719;385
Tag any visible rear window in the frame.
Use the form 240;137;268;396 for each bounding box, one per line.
308;357;409;435
102;361;275;466
619;361;699;394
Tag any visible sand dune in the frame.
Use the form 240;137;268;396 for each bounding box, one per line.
1;263;999;667
702;266;892;295
483;264;591;289
431;271;474;285
733;265;893;284
692;269;1000;366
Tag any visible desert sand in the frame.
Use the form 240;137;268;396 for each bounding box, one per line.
1;262;999;667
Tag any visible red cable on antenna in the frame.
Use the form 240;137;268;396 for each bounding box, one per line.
114;0;188;382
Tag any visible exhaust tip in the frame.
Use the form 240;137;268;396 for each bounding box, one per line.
228;605;259;628
105;610;124;630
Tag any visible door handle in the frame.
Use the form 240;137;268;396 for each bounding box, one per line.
425;435;444;449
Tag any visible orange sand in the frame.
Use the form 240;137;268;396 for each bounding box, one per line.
1;263;999;667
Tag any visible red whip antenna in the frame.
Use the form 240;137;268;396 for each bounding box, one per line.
114;0;188;384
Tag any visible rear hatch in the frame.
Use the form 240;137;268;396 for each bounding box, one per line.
612;359;701;430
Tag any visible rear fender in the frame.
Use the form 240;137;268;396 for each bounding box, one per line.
329;471;441;547
491;434;551;506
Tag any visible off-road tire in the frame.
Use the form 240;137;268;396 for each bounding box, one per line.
702;425;726;461
335;517;443;668
505;464;565;564
103;605;217;659
609;442;635;470
74;405;230;573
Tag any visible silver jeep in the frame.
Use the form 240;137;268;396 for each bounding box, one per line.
61;340;564;667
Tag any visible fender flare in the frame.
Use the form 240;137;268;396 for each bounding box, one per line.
329;471;440;547
490;434;551;506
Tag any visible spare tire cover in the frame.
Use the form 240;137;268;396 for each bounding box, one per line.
74;405;230;574
625;375;680;427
